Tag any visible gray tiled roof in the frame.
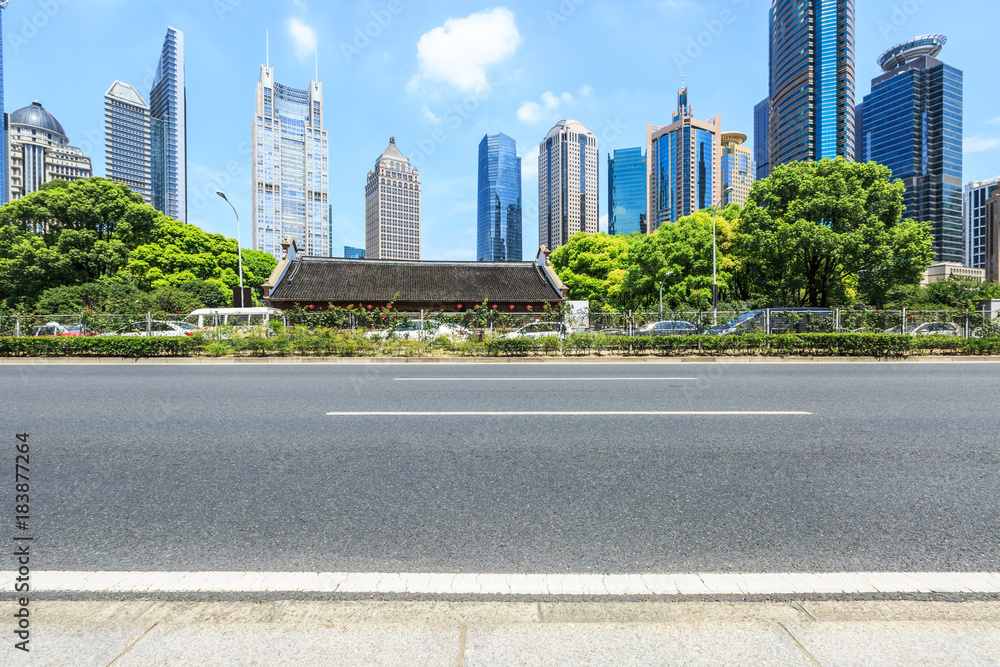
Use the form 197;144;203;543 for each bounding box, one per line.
268;257;563;304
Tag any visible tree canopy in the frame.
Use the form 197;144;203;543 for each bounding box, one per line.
0;177;277;311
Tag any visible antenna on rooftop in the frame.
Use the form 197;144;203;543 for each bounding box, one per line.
266;30;270;68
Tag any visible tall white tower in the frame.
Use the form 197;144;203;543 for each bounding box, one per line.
252;65;330;259
538;119;598;251
365;137;421;260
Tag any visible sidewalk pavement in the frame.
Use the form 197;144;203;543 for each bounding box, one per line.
5;600;1000;666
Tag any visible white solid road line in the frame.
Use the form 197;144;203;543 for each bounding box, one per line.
5;571;999;595
393;378;700;382
326;411;813;417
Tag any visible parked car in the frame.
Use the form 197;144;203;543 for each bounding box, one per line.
633;320;700;336
503;322;571;339
706;311;765;336
707;308;833;336
31;322;91;337
908;322;962;337
112;321;199;337
365;320;472;341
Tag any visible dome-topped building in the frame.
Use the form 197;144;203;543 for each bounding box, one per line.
7;100;92;201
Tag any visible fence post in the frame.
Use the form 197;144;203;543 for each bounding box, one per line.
766;309;771;335
147;312;152;336
901;308;906;334
965;314;970;339
835;309;841;332
14;317;20;338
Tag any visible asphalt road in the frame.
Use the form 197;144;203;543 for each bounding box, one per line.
3;362;999;575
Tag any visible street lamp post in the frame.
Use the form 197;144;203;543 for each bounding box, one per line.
712;187;734;326
216;191;244;305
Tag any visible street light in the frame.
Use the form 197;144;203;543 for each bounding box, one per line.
658;271;675;317
216;190;244;304
712;187;734;326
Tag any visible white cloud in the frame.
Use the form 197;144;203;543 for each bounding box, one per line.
965;135;1000;154
286;17;317;60
413;7;521;92
516;91;574;124
988;117;1000;126
521;145;539;182
421;106;443;124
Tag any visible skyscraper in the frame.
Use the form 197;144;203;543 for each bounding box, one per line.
365;137;421;260
769;0;856;167
105;82;153;204
963;177;1000;269
0;2;8;206
647;86;722;231
863;35;963;263
252;66;330;260
753;97;770;180
538;119;598;250
344;246;366;259
149;27;187;222
720;132;755;207
477;132;522;262
608;147;647;235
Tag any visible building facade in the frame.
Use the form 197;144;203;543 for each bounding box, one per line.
252;66;330;260
104;82;153;204
863;35;963;264
986;187;1000;283
477;132;522;262
149;27;187;222
365;137;421;260
608;147;647;235
753;97;770;181
769;0;856;167
344;246;366;259
720;132;755;207
647;87;722;231
965;177;1000;269
7;102;92;201
538;119;598;250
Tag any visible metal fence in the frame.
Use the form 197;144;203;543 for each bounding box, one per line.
2;308;997;338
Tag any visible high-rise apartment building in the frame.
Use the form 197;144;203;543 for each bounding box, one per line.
252;66;330;259
753;97;770;181
365;137;421;260
720;132;755;207
149;27;187;222
769;0;856;167
964;177;1000;269
863;35;963;263
608;147;647;235
104;82;153;204
647;86;722;231
477;132;522;262
538;120;598;250
0;3;9;206
7;102;92;201
986;189;1000;283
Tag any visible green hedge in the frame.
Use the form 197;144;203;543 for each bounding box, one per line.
3;332;1000;358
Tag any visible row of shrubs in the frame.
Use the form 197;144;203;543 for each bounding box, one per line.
2;332;1000;358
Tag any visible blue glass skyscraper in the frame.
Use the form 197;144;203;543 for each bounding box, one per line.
477;133;522;262
150;27;187;222
769;0;855;167
863;35;963;263
608;148;646;235
753;97;770;181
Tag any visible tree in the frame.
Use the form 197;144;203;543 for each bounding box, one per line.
549;232;637;311
739;159;933;307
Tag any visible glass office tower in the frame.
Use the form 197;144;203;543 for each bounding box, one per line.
965;177;1000;269
721;133;755;207
477;133;522;262
105;82;153;204
863;35;963;263
769;0;855;167
753;97;770;181
538;120;599;250
253;66;330;259
608;147;647;235
647;86;721;231
149;27;187;222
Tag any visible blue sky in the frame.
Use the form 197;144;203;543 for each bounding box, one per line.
4;0;998;260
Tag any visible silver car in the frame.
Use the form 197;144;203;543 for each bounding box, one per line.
366;320;472;341
113;321;199;337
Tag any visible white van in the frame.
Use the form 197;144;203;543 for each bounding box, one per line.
189;307;285;329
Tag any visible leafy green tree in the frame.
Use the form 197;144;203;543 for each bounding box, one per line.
177;280;230;309
739;159;933;307
140;286;205;314
33;280;145;315
549;232;637;310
